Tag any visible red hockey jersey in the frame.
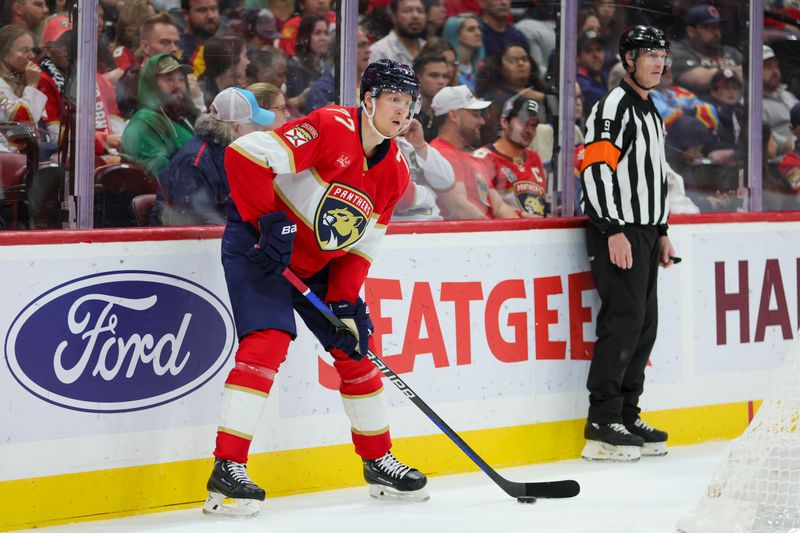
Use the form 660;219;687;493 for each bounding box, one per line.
472;145;548;216
225;105;410;302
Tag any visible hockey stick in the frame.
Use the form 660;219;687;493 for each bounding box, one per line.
282;268;580;502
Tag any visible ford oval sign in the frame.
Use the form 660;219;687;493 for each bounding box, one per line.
4;271;235;413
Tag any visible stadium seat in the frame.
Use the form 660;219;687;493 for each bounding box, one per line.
94;163;156;227
131;194;156;226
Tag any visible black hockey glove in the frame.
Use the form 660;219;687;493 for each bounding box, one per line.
327;298;374;360
246;212;297;276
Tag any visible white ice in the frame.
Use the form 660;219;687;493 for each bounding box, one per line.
21;441;728;533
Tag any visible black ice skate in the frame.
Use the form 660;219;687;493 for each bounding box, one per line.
203;458;266;517
582;422;645;462
626;418;668;457
363;451;429;501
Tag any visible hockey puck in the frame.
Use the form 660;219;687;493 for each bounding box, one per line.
517;497;536;504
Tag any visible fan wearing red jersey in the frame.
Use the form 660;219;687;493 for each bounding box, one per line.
203;59;428;518
473;95;548;216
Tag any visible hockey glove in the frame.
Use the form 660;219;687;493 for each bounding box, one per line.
327;298;374;360
246;212;297;276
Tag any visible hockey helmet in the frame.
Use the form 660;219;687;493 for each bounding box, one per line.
619;25;670;68
360;59;421;115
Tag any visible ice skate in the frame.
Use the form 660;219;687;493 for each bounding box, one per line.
626;418;668;456
582;422;644;462
203;459;265;517
363;451;429;501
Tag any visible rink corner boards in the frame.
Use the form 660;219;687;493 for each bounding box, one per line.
0;400;759;531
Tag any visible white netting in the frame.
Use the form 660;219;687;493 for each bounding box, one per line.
678;331;800;533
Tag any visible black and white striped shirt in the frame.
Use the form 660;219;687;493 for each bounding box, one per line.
580;80;669;235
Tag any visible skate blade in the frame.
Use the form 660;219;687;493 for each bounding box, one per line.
202;491;262;518
641;441;668;457
581;440;641;462
368;483;430;502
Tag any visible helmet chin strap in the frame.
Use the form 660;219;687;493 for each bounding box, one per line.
362;93;414;140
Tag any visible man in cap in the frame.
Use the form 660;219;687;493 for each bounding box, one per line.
705;68;744;160
473;95;547;215
429;85;524;218
670;4;742;95
576;29;608;118
121;53;199;177
243;8;280;49
151;87;274;226
38;16;124;160
763;44;799;160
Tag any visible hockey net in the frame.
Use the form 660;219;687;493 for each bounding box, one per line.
678;331;800;533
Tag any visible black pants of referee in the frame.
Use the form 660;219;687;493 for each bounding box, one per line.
586;223;660;425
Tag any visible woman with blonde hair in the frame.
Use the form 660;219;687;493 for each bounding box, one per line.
442;13;484;91
247;82;290;130
0;25;46;125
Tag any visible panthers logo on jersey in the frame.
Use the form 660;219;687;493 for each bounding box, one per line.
513;180;546;216
315;183;373;251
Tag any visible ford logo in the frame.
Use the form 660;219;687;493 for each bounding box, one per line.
4;271;235;413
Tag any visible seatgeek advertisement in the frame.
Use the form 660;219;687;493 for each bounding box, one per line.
0;220;798;482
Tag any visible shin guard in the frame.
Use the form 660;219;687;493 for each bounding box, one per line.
215;329;291;463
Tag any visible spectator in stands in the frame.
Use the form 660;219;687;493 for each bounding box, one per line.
38;16;125;161
286;15;330;105
392;118;455;220
241;8;280;49
305;28;371;114
670;4;743;96
419;37;457;85
763;44;798;161
117;12;184;118
516;11;556;79
112;0;156;71
0;25;45;125
424;0;445;39
151;87;274;226
121;53;199;177
589;0;625;72
576;29;607;120
413;53;449;141
278;0;334;57
666;114;737;212
180;0;221;74
476;43;545;144
246;46;288;91
442;13;483;92
705;68;744;164
265;0;294;29
198;35;248;108
778;104;800;195
430;85;522;218
651;66;718;132
247;82;289;130
3;0;49;43
478;0;528;58
473;95;546;216
370;0;427;66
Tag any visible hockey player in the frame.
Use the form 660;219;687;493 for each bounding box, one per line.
203;59;428;517
472;95;548;216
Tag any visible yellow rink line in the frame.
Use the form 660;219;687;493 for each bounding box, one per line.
0;400;757;531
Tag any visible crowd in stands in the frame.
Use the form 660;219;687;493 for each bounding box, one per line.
0;0;799;229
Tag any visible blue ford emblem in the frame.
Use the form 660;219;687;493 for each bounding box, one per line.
5;271;235;413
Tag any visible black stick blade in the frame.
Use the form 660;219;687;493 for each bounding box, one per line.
503;479;581;499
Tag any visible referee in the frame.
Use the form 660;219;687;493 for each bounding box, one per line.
579;25;677;462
